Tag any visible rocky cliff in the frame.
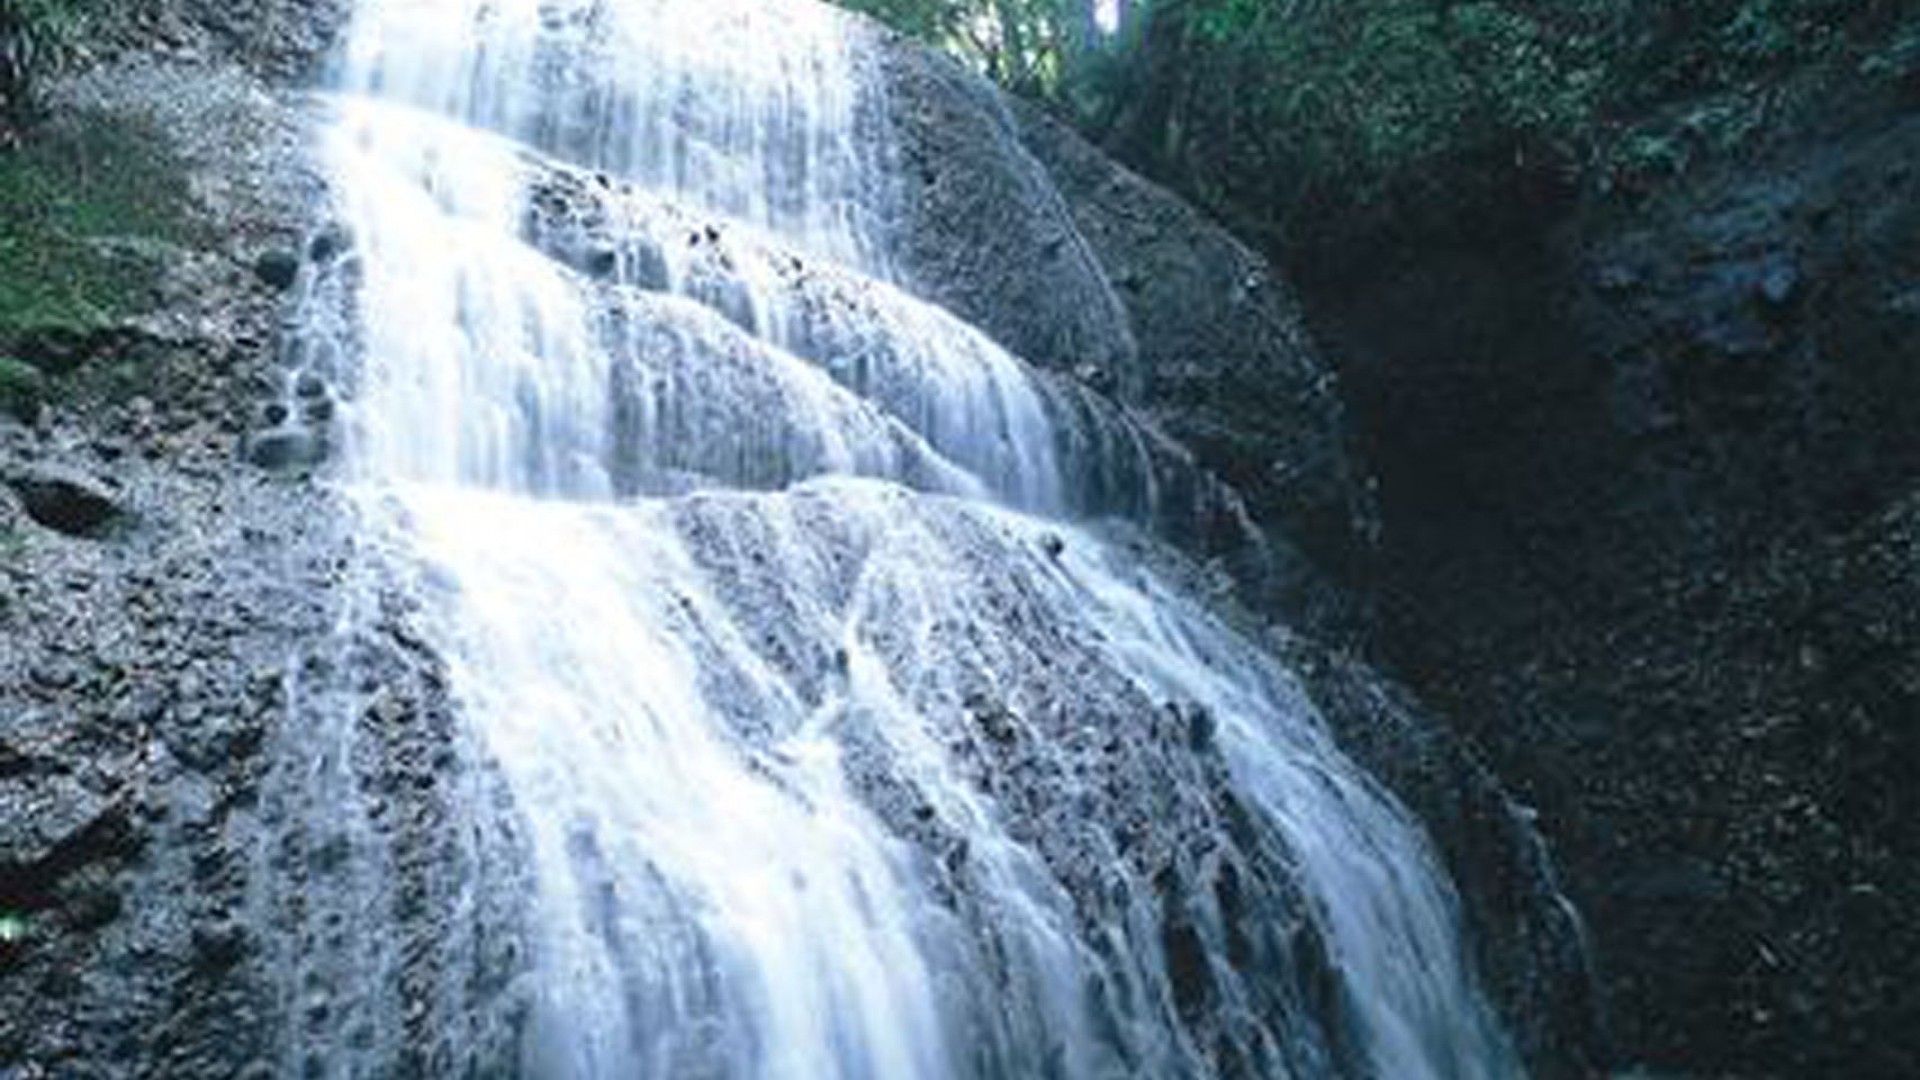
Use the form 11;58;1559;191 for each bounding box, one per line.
0;9;524;1075
871;39;1601;1074
0;4;1611;1077
1305;75;1920;1077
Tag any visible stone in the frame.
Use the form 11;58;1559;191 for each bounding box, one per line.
253;250;301;291
307;223;352;264
4;468;129;539
243;428;324;472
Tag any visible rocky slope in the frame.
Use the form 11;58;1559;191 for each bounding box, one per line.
0;4;1607;1077
870;40;1602;1074
0;10;525;1076
871;41;1379;632
1304;76;1920;1077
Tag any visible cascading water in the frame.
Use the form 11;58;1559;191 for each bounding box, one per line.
300;0;1528;1075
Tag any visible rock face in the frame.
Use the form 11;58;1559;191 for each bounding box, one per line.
0;61;324;1063
871;37;1602;1073
872;42;1378;622
870;40;1139;398
1;15;523;1076
1007;103;1378;589
1289;648;1601;1077
93;0;350;81
1120;539;1605;1079
2;4;1606;1079
1308;83;1920;1077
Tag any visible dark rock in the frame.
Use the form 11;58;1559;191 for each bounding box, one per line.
1161;917;1213;1018
1008;101;1377;584
1595;262;1641;293
872;45;1138;390
244;429;324;471
4;468;129;539
1072;361;1115;394
0;362;48;421
965;695;1021;745
1183;704;1216;752
307;223;352;264
253;250;301;291
1617;859;1729;903
1304;83;1920;1079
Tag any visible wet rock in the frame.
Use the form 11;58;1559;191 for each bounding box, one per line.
4;468;129;539
307;223;352;264
878;44;1376;604
253;249;301;291
190;920;249;971
0;781;138;910
1184;704;1216;752
244;428;325;471
1161;917;1215;1018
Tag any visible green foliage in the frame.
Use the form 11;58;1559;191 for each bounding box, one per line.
1205;1;1593;200
839;0;1093;91
835;0;1919;257
0;111;192;409
838;0;969;43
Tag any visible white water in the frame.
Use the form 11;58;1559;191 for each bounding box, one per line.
320;0;1526;1076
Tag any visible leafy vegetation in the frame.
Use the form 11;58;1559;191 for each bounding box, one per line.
0;112;193;415
835;0;1918;258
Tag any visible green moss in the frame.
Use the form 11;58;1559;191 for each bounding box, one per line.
0;354;45;417
0;110;194;404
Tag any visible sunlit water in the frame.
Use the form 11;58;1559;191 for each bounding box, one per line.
307;0;1528;1075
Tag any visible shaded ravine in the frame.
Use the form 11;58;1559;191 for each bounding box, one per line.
281;0;1529;1075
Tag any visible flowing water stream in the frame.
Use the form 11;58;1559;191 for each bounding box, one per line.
299;0;1528;1075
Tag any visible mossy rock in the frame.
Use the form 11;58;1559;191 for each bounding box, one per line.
0;355;48;419
0;109;195;409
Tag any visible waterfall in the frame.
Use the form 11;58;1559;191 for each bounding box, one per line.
297;0;1527;1076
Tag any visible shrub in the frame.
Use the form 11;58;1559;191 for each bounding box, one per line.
838;0;1918;260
